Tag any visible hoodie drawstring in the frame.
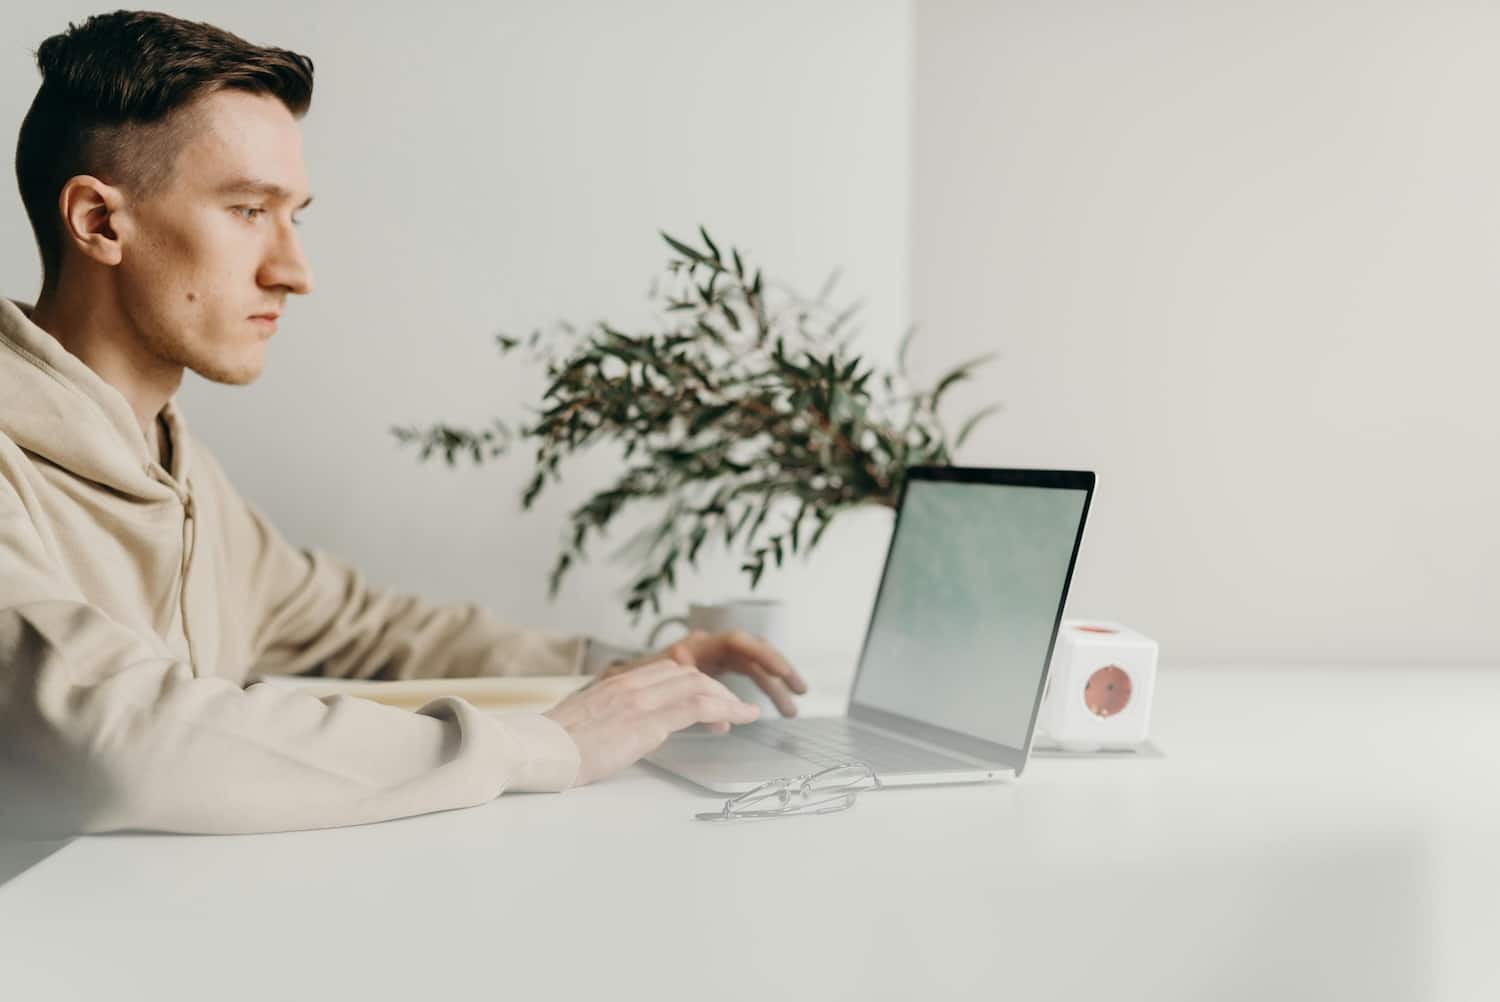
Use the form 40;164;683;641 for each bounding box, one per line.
180;491;197;671
147;465;199;671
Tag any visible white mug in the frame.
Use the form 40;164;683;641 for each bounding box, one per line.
648;598;789;712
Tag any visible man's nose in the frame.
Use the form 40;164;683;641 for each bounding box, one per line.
261;224;313;296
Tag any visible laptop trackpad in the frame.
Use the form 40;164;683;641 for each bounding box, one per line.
648;731;812;780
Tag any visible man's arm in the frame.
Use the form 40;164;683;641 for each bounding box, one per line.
0;474;578;836
190;446;597;682
0;480;764;838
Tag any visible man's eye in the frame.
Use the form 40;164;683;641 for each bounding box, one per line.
234;206;266;221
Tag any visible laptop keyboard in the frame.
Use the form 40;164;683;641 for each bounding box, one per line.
732;717;983;774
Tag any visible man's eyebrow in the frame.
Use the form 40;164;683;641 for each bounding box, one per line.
215;178;314;210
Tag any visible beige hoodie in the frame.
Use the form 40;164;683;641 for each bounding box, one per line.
0;297;603;836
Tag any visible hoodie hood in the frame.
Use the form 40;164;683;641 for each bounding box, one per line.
0;297;187;501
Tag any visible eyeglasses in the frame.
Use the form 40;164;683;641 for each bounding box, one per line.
694;762;882;822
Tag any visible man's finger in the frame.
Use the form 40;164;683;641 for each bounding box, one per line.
665;640;698;668
629;670;760;734
607;658;696;690
723;632;807;694
657;690;760;736
632;667;745;715
740;662;799;717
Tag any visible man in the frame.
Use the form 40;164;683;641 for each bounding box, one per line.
0;10;805;837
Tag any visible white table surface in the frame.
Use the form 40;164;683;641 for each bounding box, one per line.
1;664;1497;1002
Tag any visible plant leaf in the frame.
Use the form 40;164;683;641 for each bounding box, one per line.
954;403;1002;450
662;231;726;272
896;325;916;376
699;226;721;261
930;352;996;413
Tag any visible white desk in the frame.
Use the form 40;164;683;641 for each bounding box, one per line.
1;665;1497;1001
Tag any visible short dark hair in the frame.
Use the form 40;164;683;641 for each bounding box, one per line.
13;10;315;290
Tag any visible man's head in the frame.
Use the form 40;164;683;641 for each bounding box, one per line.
14;10;315;386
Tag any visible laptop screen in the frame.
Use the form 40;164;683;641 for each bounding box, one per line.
850;471;1091;752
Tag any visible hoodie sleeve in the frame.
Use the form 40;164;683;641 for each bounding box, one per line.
189;448;596;682
0;476;579;837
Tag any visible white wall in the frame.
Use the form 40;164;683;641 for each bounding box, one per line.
1;1;912;656
10;2;1490;670
914;0;1500;665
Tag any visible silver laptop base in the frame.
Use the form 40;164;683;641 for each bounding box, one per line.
647;715;1014;795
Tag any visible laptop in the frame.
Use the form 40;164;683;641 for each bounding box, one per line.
646;465;1096;793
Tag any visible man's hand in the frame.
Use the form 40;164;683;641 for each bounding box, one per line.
544;659;761;787
602;630;809;717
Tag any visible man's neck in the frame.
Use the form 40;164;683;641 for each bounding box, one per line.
30;284;184;452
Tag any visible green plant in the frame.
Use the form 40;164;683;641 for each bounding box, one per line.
392;228;998;622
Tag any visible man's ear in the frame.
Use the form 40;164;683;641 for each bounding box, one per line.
56;175;128;268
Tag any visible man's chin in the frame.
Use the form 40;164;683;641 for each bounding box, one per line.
188;354;265;386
